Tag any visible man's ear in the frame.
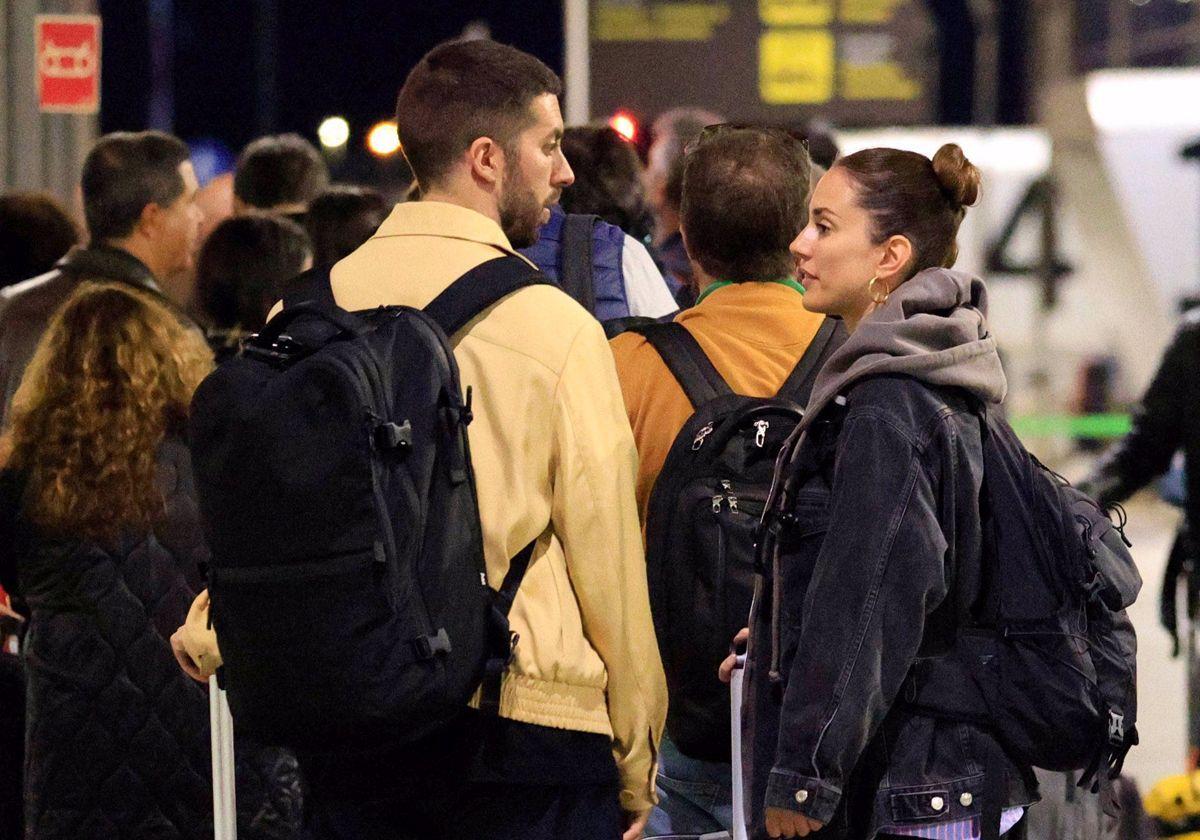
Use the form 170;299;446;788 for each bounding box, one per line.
132;201;164;241
679;224;693;261
875;234;913;285
467;136;505;187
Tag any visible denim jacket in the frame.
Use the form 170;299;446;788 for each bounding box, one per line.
745;374;1037;839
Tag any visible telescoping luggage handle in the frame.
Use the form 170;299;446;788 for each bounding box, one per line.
730;652;749;840
210;676;237;840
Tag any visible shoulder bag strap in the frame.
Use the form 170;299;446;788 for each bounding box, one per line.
630;321;733;408
423;255;553;337
560;214;598;314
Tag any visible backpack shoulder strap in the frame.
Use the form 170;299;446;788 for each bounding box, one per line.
281;265;337;310
776;317;845;403
423;255;552;337
560;214;597;314
630;321;733;408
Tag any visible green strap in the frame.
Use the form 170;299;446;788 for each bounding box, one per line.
695;276;806;305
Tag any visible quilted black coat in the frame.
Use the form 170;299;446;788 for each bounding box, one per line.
0;438;304;840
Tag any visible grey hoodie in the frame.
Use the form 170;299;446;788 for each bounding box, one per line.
798;266;1008;432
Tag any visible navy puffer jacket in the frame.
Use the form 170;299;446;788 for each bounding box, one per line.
0;438;304;840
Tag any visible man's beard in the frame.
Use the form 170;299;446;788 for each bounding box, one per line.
499;165;548;249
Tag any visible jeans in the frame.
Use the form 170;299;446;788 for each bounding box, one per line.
646;735;734;839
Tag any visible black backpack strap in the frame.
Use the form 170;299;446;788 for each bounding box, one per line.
424;255;551;337
480;538;538;714
630;321;733;408
281;265;337;310
560;214;598;314
776;317;843;404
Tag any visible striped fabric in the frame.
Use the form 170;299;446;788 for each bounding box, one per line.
881;807;1024;840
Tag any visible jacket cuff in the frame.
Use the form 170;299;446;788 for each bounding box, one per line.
765;769;841;824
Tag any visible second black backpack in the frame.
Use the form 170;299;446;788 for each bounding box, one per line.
636;318;845;762
189;256;547;753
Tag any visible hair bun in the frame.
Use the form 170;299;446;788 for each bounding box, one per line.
931;143;980;208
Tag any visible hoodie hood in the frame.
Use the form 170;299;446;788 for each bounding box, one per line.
799;267;1007;433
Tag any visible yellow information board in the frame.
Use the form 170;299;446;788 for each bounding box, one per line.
840;0;907;24
842;62;922;100
759;29;836;104
589;0;935;125
595;1;732;41
759;0;834;27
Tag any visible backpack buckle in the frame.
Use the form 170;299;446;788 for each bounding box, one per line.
373;420;413;451
411;628;452;661
1107;709;1125;746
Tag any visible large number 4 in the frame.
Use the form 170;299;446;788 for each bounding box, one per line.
984;176;1073;309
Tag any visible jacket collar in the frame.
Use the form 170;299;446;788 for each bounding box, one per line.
56;245;161;292
372;200;529;264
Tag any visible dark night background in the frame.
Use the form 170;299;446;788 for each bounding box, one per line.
97;0;565;181
94;0;1017;184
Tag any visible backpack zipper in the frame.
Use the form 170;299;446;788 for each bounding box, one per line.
693;422;715;450
711;480;745;514
754;420;770;448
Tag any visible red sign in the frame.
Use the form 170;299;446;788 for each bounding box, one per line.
36;15;101;114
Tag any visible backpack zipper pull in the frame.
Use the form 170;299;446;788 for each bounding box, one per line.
754;419;770;448
693;423;714;450
712;495;723;513
721;480;740;513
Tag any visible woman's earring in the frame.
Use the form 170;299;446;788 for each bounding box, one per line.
868;276;890;305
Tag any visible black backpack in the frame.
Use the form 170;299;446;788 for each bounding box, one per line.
763;396;1140;836
635;317;845;762
189;256;548;753
900;410;1140;778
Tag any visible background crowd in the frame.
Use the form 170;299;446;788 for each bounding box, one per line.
0;28;1190;840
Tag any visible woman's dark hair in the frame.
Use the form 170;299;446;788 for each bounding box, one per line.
835;143;981;277
395;39;561;189
0;192;80;288
196;214;311;331
305;185;389;265
560;126;654;241
680;127;811;283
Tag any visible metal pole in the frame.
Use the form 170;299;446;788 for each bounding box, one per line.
563;0;589;125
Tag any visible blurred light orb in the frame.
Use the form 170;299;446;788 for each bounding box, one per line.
318;116;350;149
367;121;401;157
609;112;638;143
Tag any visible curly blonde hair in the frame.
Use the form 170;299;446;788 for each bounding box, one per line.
5;282;214;543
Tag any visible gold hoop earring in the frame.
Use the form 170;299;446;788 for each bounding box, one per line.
868;276;890;305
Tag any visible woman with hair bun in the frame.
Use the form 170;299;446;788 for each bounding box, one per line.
739;145;1036;839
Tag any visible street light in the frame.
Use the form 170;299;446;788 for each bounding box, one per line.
609;111;638;143
318;116;350;150
367;121;401;157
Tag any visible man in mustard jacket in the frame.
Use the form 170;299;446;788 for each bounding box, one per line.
173;39;666;840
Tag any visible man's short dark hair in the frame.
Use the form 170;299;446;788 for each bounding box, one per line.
233;133;330;210
305;185;389;266
681;128;811;283
395;39;561;189
0;192;80;287
80;131;190;242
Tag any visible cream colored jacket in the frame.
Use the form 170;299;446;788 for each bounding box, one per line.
180;201;666;811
